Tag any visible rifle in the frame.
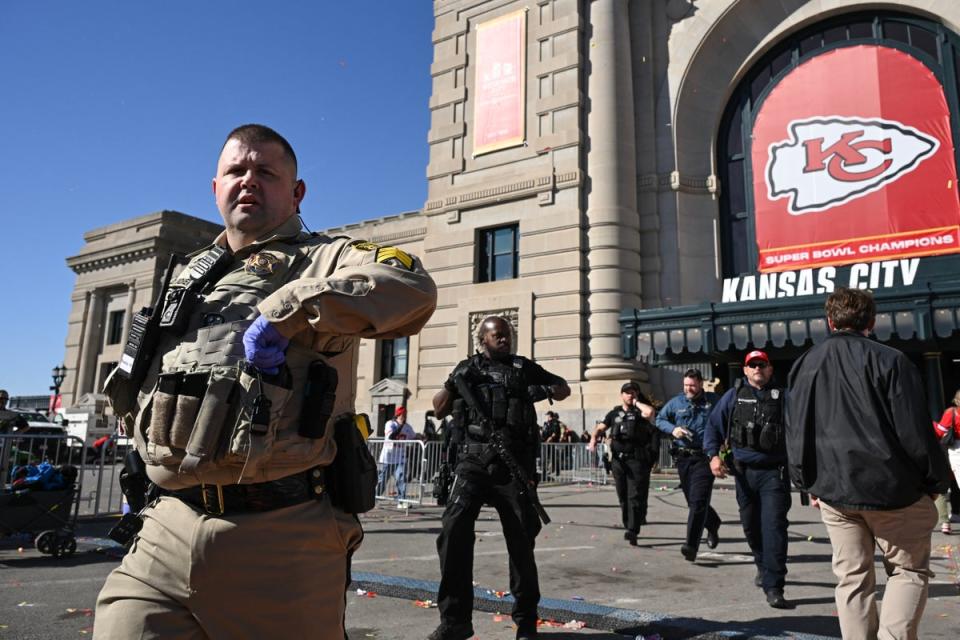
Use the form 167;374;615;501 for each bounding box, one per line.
452;374;551;526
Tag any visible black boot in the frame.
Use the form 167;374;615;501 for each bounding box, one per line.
427;622;474;640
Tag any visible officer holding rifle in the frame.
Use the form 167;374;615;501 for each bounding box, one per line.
429;316;569;640
94;124;437;639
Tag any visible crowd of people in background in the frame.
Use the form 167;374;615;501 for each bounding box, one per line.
372;288;958;637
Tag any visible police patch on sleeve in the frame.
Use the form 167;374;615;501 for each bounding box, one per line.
375;246;414;270
349;240;414;270
349;240;380;252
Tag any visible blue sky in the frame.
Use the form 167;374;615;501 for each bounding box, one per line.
0;1;433;397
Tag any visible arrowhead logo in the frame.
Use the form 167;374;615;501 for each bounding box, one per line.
766;116;939;214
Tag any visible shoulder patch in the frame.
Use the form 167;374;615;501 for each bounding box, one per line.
376;246;414;270
349;240;380;252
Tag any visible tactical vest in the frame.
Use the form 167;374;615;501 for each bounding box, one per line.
121;239;342;488
729;382;785;453
608;408;653;456
451;355;538;449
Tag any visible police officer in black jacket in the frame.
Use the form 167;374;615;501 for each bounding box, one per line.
429;316;570;640
590;382;659;545
704;350;792;609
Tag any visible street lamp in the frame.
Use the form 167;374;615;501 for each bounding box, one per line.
50;364;67;417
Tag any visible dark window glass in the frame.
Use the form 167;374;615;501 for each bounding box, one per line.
848;21;874;39
955;47;960;98
824;26;847;45
770;48;792;79
726;160;746;214
477;224;519;282
726;106;743;157
800;33;822;57
750;65;772;105
107;310;125;345
883;20;910;45
730;219;750;275
910;25;939;60
380;337;408;381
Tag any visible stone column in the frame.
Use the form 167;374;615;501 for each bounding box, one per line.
76;290;102;398
584;0;643;380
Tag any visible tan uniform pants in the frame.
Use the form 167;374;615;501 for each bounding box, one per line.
820;497;937;640
94;494;362;640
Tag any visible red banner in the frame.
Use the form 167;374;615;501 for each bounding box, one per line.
472;10;526;156
752;45;960;272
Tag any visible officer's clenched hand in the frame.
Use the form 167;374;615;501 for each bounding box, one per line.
243;316;290;375
527;385;552;402
709;455;727;479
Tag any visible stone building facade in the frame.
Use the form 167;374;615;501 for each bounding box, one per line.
63;0;960;432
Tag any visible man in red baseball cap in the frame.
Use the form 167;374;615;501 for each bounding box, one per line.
704;348;792;609
378;406;415;506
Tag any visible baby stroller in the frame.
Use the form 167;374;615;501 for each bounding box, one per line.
0;460;81;558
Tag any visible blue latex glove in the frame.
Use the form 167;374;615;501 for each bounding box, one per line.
243;316;290;375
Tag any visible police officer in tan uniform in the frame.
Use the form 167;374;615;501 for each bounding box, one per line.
93;124;437;639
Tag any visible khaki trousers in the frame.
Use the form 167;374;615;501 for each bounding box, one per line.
820;497;937;640
94;494;362;640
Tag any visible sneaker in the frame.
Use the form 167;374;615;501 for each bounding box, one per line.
427;623;474;640
754;570;763;588
624;531;638;546
516;628;539;640
706;527;720;549
680;544;697;562
942;521;952;535
765;589;791;609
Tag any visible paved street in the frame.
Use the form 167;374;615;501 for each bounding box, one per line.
1;478;958;639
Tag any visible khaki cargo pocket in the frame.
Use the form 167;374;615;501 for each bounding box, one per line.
169;373;207;450
227;367;293;480
179;365;240;476
147;372;180;448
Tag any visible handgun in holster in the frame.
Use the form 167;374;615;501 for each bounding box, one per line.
109;449;154;547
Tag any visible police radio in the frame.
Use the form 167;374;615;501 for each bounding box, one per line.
117;254;182;385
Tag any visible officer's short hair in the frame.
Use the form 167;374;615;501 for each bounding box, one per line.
222;124;298;173
0;389;8;401
475;315;510;343
825;287;876;332
683;369;703;381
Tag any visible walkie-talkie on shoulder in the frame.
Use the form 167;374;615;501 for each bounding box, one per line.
117;254;182;386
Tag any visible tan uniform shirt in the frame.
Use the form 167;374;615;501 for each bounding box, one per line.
120;216;436;490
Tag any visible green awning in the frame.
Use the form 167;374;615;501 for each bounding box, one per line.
620;283;960;364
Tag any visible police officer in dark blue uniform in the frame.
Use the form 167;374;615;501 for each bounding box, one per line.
704;350;792;609
590;382;659;545
656;368;721;561
429;316;570;640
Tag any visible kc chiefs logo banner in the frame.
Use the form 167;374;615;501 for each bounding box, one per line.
751;45;960;272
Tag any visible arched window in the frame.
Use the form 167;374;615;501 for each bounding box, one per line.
717;12;960;277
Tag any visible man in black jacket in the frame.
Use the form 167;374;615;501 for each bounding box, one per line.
787;287;950;640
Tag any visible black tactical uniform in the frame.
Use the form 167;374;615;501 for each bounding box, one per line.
601;403;659;539
706;379;791;601
435;352;564;638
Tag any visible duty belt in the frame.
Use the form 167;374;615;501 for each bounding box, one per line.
166;467;325;516
673;447;706;458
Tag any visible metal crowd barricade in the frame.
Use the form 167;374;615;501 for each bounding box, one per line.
368;438;428;507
